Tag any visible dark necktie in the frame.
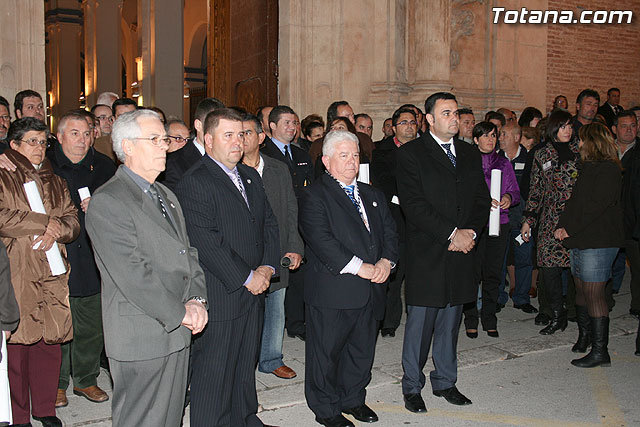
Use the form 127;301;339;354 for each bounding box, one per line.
442;143;456;167
283;145;293;169
148;184;177;234
232;169;249;208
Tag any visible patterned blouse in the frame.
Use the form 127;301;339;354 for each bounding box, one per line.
523;140;580;267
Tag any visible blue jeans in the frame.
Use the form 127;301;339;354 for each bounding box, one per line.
258;288;286;373
499;228;533;305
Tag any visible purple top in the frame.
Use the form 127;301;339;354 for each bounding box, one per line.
481;150;521;225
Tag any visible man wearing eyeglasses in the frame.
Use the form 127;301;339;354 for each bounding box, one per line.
85;109;208;427
371;107;418;340
0;96;11;143
165;119;190;153
90;104;118;163
47;111;116;409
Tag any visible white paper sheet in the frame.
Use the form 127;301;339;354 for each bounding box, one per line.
357;163;370;184
78;187;91;201
23;181;66;276
489;169;502;237
0;332;12;424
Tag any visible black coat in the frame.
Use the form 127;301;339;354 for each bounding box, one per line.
298;173;398;320
558;160;624;249
622;142;640;238
261;137;314;198
48;146;116;297
162;140;203;191
371;137;405;244
176;156;280;321
396;134;491;307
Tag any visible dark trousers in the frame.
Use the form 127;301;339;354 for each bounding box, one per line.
382;256;405;330
59;293;103;389
190;300;264;427
110;348;189;427
8;340;61;424
625;239;640;312
464;225;509;331
401;304;463;394
305;303;377;419
540;266;566;312
285;266;306;335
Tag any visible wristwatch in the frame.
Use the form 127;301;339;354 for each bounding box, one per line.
188;296;208;310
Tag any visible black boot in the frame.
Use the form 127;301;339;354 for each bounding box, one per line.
571;317;611;368
571;305;591;353
539;309;567;335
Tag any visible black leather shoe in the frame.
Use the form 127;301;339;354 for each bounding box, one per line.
514;303;538;313
286;331;306;341
380;328;395;337
403;393;427;413
432;386;472;406
343;404;378;422
315;414;355;427
487;330;499;338
32;416;62;427
465;329;478;339
630;308;640;319
534;312;550;325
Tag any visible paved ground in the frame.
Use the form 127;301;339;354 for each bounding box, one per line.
54;274;640;427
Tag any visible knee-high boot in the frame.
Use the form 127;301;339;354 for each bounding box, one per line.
571;317;610;368
571;305;591;353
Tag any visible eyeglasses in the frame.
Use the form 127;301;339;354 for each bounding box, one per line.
397;120;418;126
0;115;10;121
97;115;114;123
134;136;171;147
20;138;49;147
168;135;189;144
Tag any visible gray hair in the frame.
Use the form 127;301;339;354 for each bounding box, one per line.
322;130;359;157
96;91;119;107
111;109;161;162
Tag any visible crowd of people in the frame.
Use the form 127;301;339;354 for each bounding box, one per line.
0;85;639;427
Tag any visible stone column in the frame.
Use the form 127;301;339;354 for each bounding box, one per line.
0;0;46;116
83;0;123;107
406;0;453;102
46;4;83;128
138;0;184;119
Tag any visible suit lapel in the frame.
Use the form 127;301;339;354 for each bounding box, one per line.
359;186;380;240
322;174;370;235
423;134;456;174
203;156;251;213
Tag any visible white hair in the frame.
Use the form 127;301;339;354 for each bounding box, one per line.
322;130;359;157
96;92;119;108
111;110;161;162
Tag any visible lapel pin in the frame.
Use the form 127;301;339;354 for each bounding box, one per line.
247;179;252;184
170;203;176;208
372;201;378;207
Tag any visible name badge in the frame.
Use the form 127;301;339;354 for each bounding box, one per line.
543;161;552;171
514;162;525;170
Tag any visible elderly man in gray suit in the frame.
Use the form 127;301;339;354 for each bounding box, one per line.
241;113;304;379
86;109;208;427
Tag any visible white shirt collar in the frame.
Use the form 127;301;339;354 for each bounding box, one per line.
193;139;205;156
430;131;456;156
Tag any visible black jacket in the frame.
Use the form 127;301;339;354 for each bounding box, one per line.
48;146;116;296
261;137;314;198
161;140;203;192
557;160;624;249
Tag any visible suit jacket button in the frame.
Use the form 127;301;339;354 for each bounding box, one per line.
183;276;188;281
255;242;259;246
179;249;186;255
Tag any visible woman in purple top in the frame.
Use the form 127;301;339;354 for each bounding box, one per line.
463;121;520;338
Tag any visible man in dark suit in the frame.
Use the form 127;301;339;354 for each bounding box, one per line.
397;92;490;413
598;87;623;130
261;105;314;341
371;106;418;338
241;113;303;380
86;110;208;426
162;97;224;191
176;108;280;427
299;130;398;427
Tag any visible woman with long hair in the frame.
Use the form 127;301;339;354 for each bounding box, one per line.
464;121;520;338
521;109;580;335
555;122;624;367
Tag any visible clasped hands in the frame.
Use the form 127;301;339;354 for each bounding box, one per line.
33;217;63;252
447;229;475;253
181;299;208;335
357;258;392;283
245;265;274;295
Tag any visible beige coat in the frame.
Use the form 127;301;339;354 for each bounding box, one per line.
0;149;80;345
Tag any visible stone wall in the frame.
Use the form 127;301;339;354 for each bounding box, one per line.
546;0;640;114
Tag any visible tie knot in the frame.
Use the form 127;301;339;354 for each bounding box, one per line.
148;184;158;197
345;184;355;194
442;143;451;150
